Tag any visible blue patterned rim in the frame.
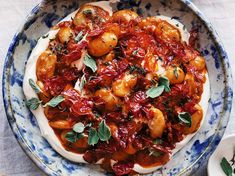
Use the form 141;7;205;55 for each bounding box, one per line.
2;0;233;175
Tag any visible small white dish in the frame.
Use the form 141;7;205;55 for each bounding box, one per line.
208;134;235;176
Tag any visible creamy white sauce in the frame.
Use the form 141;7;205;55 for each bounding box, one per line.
23;1;210;174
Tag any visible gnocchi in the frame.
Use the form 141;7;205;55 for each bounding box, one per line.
155;20;181;41
164;66;185;84
112;73;137;97
25;2;209;173
94;88;120;111
189;56;206;71
88;32;118;57
112;9;139;23
57;27;73;44
182;104;203;134
49;120;71;129
36;50;57;80
148;107;166;138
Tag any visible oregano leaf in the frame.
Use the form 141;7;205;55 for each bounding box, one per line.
73;122;85;133
75;31;83;43
88;128;99;146
84;54;97;72
43;95;65;108
178;112;192;127
158;76;171;92
26;98;41;110
146;85;165;98
220;157;233;176
79;74;86;92
98;120;111;142
29;79;41;94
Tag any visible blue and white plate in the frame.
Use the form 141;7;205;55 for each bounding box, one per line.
2;0;233;175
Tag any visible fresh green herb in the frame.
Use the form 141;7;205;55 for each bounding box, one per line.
73;122;85;133
178;112;192;127
94;112;101;118
183;25;186;31
98;120;111;141
129;65;136;73
129;65;146;75
173;67;179;79
43;95;65;108
149;149;163;157
84;54;97;72
146;85;165;98
88;128;99;146
79;74;86;92
42;34;49;39
26;98;42;110
220;157;233;176
153;138;163;145
86;123;92;128
132;49;139;56
128;115;134;121
83;9;92;15
29;78;41;94
75;31;83;43
146;76;171;98
158;76;171;92
65;131;84;143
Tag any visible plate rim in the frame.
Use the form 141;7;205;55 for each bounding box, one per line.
2;0;233;175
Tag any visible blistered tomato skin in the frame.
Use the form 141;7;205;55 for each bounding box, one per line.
33;3;208;175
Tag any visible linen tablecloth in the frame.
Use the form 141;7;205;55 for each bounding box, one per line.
0;0;234;175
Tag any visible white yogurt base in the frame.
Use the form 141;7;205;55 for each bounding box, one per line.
23;1;210;174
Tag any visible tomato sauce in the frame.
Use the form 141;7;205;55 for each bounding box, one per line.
34;4;207;175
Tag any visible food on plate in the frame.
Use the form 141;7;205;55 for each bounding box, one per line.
23;1;209;175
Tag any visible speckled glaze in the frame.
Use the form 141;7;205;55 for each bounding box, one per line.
2;0;233;175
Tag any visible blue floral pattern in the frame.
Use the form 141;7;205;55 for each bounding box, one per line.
2;0;233;175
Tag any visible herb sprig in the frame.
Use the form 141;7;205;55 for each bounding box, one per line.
220;148;235;175
146;76;171;98
79;74;86;92
75;31;84;43
88;120;111;146
26;78;65;110
26;98;42;110
221;157;233;176
29;79;41;94
43;95;65;108
129;65;146;75
178;112;192;127
84;54;97;72
65;122;91;143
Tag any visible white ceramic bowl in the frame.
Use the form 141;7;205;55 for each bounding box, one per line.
208;134;235;176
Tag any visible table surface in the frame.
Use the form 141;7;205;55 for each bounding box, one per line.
0;0;234;175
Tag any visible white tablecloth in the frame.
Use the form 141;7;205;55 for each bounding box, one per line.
0;0;234;175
